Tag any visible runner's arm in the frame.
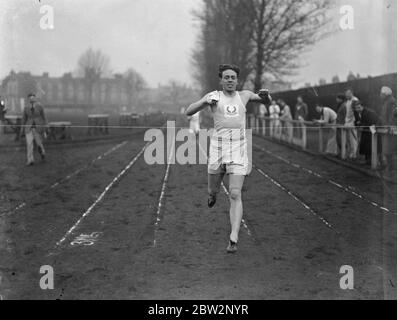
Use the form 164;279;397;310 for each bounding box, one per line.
186;92;217;116
242;90;272;104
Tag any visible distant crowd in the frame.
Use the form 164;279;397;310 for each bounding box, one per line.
257;87;397;171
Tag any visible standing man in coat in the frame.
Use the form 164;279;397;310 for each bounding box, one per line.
352;100;381;165
21;93;48;166
278;99;293;141
379;86;397;172
344;88;359;160
335;93;347;155
315;104;338;155
295;96;309;139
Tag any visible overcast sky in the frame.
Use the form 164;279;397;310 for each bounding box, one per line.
0;0;396;89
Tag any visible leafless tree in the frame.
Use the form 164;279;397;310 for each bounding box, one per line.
193;0;333;92
76;48;111;103
249;0;332;90
161;80;199;112
192;0;254;93
123;68;147;110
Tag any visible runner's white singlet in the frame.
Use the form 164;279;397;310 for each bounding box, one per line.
208;91;249;175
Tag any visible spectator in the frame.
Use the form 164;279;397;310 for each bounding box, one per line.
269;100;281;138
379;86;397;171
352;100;381;165
278;99;293;141
258;102;268;134
335;93;347;155
315;104;337;155
0;96;7;137
21;93;48;166
345;88;359;160
258;103;268;118
295;96;308;121
295;95;308;139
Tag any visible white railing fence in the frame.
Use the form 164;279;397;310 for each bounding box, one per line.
247;115;397;171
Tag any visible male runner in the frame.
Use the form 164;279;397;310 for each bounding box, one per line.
186;64;271;253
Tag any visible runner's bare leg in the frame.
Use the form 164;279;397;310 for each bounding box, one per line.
208;172;225;196
229;174;245;243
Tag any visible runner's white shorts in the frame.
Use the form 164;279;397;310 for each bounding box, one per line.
208;131;250;176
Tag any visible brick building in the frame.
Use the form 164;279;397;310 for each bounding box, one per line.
0;70;134;113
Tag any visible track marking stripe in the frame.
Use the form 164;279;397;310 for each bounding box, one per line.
55;142;147;247
50;141;128;189
253;143;396;216
253;164;338;233
153;139;176;247
2;141;128;217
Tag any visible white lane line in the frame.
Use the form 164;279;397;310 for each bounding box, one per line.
253;143;397;216
2;141;128;218
197;141;253;238
253;164;338;233
50;141;128;189
153;140;176;247
55;142;147;247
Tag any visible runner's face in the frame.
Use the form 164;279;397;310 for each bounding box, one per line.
220;69;238;92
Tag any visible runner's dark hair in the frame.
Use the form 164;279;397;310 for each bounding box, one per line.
218;64;240;78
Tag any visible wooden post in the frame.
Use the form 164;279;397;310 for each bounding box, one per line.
371;132;378;170
292;120;297;146
262;118;266;137
289;120;293;144
280;120;284;142
341;128;347;160
318;124;324;153
301;123;307;150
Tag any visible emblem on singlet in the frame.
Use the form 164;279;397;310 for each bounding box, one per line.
224;105;239;117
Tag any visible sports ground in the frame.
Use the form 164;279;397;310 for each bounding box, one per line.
1;119;397;300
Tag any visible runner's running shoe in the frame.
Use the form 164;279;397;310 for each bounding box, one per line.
227;240;238;254
208;194;217;208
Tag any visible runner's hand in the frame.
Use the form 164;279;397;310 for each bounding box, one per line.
258;89;271;104
206;91;219;105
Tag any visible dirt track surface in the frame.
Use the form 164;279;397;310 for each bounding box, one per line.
1;126;397;300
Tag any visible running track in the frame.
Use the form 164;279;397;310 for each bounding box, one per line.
0;125;396;300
